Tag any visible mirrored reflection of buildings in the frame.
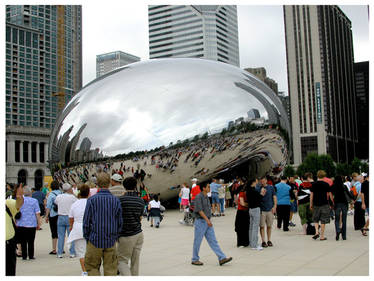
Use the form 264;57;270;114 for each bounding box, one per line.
284;5;358;165
51;123;104;169
244;67;290;126
96;51;140;78
5;5;82;186
148;5;239;66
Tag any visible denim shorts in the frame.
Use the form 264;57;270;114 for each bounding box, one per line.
290;200;298;212
211;193;220;204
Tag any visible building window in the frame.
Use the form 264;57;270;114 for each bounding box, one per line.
300;136;318;162
39;142;45;163
15;140;20;162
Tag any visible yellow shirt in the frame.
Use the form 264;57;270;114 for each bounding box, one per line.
6;199;18;240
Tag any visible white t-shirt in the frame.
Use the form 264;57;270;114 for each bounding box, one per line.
69;199;87;223
181;187;190;199
149;200;160;208
55;193;78;216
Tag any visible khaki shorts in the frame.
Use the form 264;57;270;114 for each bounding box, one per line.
260;211;274;227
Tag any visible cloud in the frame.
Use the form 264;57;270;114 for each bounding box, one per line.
81;4;369;94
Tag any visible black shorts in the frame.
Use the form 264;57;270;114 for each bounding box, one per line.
49;215;58;239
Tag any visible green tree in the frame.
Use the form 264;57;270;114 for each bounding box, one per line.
350;157;362;174
299;153;320;176
361;161;369;173
336;162;351;176
295;153;336;178
296;163;308;178
317;154;336;177
193;134;200;142
284;165;296;178
220;128;227;136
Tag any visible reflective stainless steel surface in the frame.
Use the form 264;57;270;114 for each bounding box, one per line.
49;58;290;199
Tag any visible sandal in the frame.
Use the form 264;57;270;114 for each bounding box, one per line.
312;234;320;240
320;237;327;241
267;241;273;247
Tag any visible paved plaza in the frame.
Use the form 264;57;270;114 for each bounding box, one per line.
17;207;368;276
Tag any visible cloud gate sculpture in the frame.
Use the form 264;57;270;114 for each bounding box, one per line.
49;58;290;200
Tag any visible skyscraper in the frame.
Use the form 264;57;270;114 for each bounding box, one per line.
354;61;369;160
5;5;82;185
148;5;239;66
284;5;357;164
96;50;140;78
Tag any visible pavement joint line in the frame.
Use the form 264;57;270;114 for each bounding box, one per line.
332;249;369;276
284;249;336;275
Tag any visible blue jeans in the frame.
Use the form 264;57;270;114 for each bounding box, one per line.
57;215;75;255
219;198;225;213
334;203;348;239
192;218;226;262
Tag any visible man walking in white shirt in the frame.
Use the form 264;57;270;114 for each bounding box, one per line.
55;183;78;258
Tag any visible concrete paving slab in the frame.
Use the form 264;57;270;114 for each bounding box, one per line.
16;207;368;276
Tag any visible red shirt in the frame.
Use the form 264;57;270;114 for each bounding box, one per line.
237;191;248;211
191;185;201;201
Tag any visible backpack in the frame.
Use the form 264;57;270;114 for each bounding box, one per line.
306;223;316;235
350;186;358;200
51;191;59;212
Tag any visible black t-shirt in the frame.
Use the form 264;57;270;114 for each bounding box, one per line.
310;180;330;206
361;180;369;207
246;187;263;209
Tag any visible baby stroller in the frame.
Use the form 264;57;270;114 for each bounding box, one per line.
180;201;195;226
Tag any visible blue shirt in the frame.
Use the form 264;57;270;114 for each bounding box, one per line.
210;182;221;194
256;184;276;211
46;190;62;217
16;196;40;228
354;182;362;202
32;190;45;205
275;182;291;205
83;189;123;248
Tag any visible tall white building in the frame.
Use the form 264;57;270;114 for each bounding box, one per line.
96;51;140;78
148;5;239;66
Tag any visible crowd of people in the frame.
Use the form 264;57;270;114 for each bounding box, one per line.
5;165;369;276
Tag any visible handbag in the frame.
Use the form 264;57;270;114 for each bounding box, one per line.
343;188;354;204
15;212;22;220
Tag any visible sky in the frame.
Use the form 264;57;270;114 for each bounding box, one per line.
81;3;369;93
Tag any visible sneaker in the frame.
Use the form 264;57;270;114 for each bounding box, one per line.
81;272;88;276
219;257;233;266
191;260;204;266
179;219;186;225
57;254;63;258
70;254;76;258
251;246;263;251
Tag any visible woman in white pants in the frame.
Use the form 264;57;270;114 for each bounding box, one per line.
67;184;90;276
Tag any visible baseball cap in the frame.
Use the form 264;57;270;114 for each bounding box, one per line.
111;174;123;182
62;183;72;191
